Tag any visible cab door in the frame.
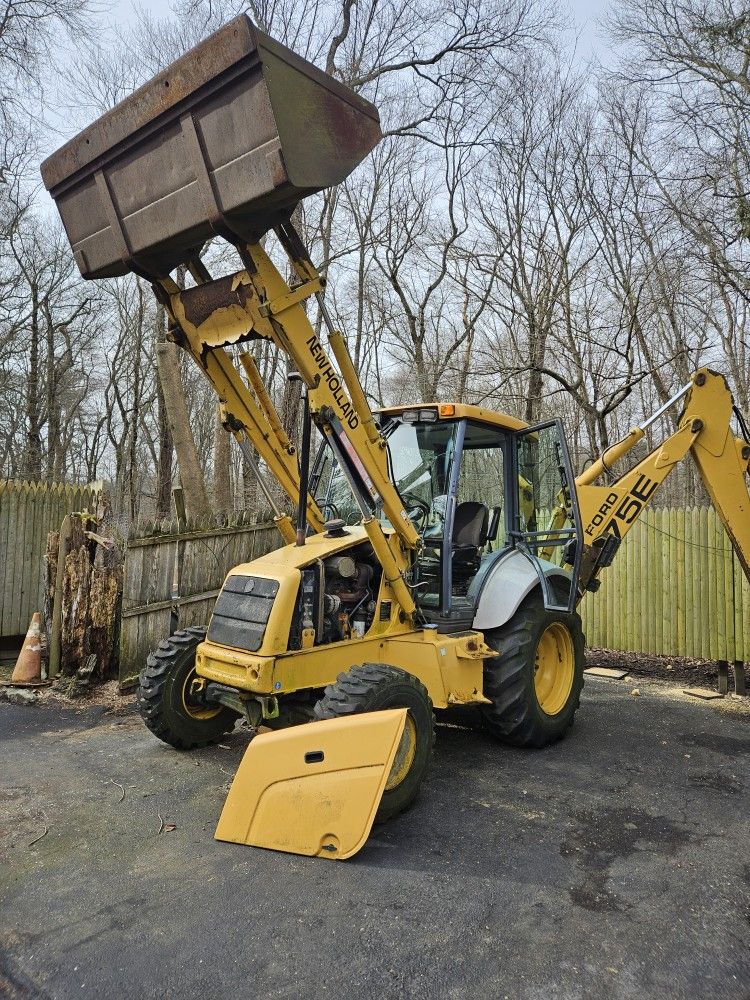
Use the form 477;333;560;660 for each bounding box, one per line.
511;420;582;613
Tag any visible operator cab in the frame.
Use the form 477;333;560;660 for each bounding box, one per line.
311;403;581;630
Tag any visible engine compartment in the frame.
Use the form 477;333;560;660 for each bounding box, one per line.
290;542;383;649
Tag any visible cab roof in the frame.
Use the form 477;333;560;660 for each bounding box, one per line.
375;402;528;433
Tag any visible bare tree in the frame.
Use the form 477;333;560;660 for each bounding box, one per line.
156;342;212;521
2;213;97;481
606;0;750;419
6;0;745;520
0;0;96;129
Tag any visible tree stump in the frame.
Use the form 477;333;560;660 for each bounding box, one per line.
45;509;122;686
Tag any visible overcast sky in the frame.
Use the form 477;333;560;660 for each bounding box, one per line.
109;0;613;64
36;0;613;186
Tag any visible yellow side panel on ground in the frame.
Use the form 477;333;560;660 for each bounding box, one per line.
214;709;407;860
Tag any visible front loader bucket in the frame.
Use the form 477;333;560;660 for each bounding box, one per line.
215;709;407;860
41;15;381;280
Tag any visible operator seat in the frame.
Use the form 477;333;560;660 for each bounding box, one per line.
420;501;489;584
452;502;490;576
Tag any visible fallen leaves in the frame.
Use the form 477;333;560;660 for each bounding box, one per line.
157;814;177;834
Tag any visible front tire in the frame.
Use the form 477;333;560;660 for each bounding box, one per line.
314;663;435;822
481;591;584;747
138;627;238;749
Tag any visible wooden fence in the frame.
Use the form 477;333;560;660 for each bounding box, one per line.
581;506;750;662
119;504;748;689
4;483;744;679
119;513;279;687
0;480;101;638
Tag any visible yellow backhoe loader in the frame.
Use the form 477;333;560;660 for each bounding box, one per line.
42;15;750;860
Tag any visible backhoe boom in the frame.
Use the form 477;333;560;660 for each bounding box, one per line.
574;369;750;593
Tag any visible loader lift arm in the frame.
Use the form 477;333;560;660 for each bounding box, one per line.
567;369;750;596
154;222;421;618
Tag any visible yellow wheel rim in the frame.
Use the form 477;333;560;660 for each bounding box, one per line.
534;622;575;716
181;672;222;721
386;714;417;790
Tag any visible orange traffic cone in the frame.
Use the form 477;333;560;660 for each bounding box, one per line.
9;613;47;687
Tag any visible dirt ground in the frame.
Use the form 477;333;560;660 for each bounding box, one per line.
585;647;747;689
1;665;748;1000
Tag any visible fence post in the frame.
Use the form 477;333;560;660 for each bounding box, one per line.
733;662;746;696
717;660;729;695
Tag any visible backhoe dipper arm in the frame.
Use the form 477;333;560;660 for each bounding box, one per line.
574;369;750;594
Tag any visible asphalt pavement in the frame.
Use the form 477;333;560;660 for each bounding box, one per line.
1;676;748;1000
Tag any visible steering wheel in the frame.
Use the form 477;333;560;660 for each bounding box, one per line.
400;492;430;530
314;498;340;521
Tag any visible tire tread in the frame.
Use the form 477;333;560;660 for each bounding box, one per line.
482;593;585;748
314;663;435;820
137;627;234;750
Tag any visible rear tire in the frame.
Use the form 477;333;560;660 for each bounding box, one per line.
480;590;584;747
138;627;238;749
314;663;435;822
